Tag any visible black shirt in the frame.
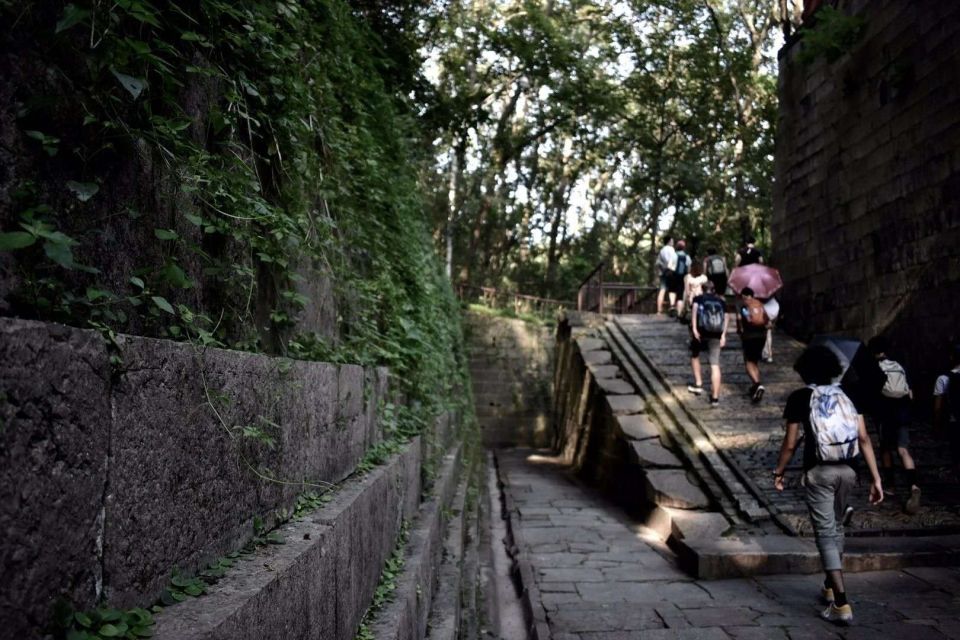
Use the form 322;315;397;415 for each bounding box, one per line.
783;387;857;471
737;246;763;266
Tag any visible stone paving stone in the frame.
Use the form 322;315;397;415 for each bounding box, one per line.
595;377;635;395
583;350;613;366
638;628;731;640
631;440;683;468
577;337;607;352
589;364;621;379
606;394;646;415
616;413;661;440
496;448;960;640
644;469;710;509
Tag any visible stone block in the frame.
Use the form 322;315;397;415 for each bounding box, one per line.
667;509;731;541
606;395;645;416
582;350;612;366
629;440;682;468
595;377;634;395
339;364;364;419
151;438;422;640
105;335;348;607
643;470;709;510
0;319;111;636
576;337;606;352
588;364;620;379
616;414;660;441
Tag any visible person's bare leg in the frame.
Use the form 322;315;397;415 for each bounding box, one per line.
710;363;721;399
657;288;666;314
898;446;915;471
745;360;760;385
691;357;703;387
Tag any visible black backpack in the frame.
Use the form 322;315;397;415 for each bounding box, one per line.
676;251;689;276
698;295;726;335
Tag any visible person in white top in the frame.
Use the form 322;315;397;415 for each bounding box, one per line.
933;343;960;478
682;261;708;323
655;236;677;314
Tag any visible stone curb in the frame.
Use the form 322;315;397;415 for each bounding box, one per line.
423;458;472;640
494;451;552;640
368;443;464;640
151;437;423;640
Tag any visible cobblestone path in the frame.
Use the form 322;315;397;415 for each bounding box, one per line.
498;448;960;639
615;315;960;533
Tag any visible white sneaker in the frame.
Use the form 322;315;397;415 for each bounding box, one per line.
821;603;854;626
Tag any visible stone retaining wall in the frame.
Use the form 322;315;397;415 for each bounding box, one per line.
773;0;960;391
0;318;389;637
465;310;554;447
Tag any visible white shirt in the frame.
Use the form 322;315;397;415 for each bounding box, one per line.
657;245;677;271
934;366;960;396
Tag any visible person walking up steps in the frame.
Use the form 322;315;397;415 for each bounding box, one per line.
673;240;692;318
735;235;764;267
687;280;728;407
655;236;677;315
933;343;960;479
868;336;920;513
703;247;728;297
773;345;884;627
736;287;768;403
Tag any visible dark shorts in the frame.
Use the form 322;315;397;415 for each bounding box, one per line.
877;397;911;450
668;272;685;295
690;335;722;365
741;335;765;363
707;273;728;296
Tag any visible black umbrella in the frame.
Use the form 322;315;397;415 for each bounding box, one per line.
809;335;886;414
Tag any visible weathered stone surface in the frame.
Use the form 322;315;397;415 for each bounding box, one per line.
606;395;645;416
667;509;731;541
465;311;554;447
0;319;111;636
582;350;613;366
576;337;606;352
629;440;682;468
616;414;660;441
370;447;463;640
151;438;422;640
106;337;353;606
643;470;710;510
774;0;960;392
589;364;621;379
595;377;635;395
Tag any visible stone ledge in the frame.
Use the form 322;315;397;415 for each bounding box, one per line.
368;445;464;640
151;437;423;640
423;464;470;640
643;470;710;510
677;534;960;580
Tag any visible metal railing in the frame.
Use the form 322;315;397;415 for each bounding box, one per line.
576;262;657;314
456;283;574;319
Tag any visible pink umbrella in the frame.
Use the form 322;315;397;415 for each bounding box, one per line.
728;264;783;299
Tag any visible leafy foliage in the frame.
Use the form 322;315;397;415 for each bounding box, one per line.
1;0;467;419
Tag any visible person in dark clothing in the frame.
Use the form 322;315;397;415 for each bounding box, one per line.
702;247;728;296
735;235;764;267
933;343;960;478
773;346;883;627
867;336;920;513
735;287;768;403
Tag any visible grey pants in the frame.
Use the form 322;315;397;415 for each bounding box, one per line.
804;464;856;571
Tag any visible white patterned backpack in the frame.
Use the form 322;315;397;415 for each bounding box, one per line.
808;385;860;462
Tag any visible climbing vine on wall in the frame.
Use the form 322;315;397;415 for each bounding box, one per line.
0;0;466;415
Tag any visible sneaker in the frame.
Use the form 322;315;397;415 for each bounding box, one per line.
842;505;854;527
710;397;720;408
752;385;765;403
687;385;704;395
747;383;758;398
821;586;835;604
904;485;921;514
821;603;854;626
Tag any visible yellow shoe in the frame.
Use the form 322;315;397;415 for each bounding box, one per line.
821;586;834;604
821;603;854;625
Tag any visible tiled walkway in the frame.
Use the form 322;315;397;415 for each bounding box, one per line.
498;448;960;640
